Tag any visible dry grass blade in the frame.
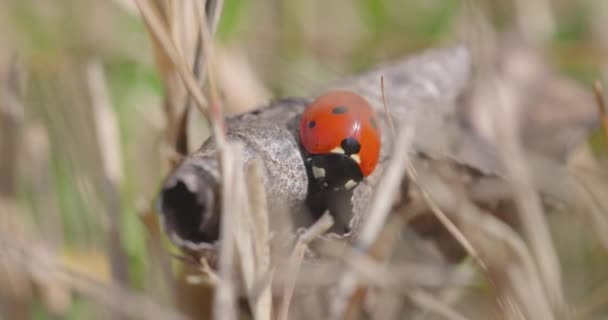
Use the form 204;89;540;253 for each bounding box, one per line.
408;289;471;320
319;244;467;293
278;212;334;320
406;163;487;272
140;0;180;141
205;0;225;35
231;152;258;319
213;142;240;320
86;60;130;287
413;161;554;319
193;0;223;124
0;54;24;197
135;0;224;136
0;234;185;320
512;0;555;42
593;81;608;149
578;182;608;244
490;78;565;312
192;0;224;82
86;60;124;186
574;280;608;320
380;83;476;282
379;81;478;271
378;81;475;320
329;111;418;320
174;103;191;157
179;0;224;154
246;158;272;320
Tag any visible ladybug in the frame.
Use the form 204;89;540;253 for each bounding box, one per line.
300;90;381;191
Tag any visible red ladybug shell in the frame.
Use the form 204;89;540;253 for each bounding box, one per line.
300;90;381;177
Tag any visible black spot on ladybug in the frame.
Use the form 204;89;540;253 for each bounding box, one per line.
370;116;378;129
308;120;316;128
332;106;349;114
341;137;361;155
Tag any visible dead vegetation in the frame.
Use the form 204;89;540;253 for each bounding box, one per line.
1;0;608;319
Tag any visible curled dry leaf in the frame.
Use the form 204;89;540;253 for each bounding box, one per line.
157;43;597;266
158;46;471;251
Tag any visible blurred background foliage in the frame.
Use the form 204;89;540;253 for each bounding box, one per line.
0;0;606;319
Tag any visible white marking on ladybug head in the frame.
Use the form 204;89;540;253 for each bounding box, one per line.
322;182;329;188
330;147;345;154
350;153;361;164
344;179;358;190
312;166;326;179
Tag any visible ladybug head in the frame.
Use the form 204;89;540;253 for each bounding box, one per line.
306;153;363;191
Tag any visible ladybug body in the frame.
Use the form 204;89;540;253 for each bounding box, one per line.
300;90;381;191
